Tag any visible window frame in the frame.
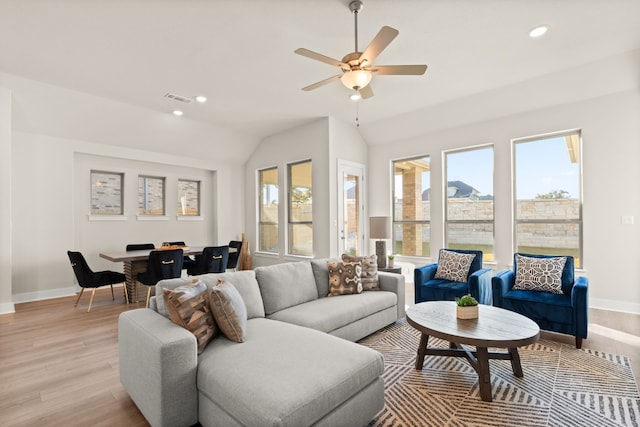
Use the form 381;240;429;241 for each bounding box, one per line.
287;159;313;257
391;154;431;258
512;129;583;268
177;179;201;216
258;166;279;254
137;175;165;216
443;144;495;261
90;170;124;215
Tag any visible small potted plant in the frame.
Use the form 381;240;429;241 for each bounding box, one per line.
387;254;394;268
455;294;479;319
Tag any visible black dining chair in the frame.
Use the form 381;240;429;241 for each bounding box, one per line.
227;240;243;271
187;246;230;276
137;249;184;307
67;251;127;312
126;243;155;251
162;241;197;269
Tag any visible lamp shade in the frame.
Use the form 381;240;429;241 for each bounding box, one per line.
341;69;372;90
370;216;391;239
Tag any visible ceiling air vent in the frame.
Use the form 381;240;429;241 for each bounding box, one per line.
164;92;193;104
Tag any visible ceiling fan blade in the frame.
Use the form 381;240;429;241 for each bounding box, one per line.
360;85;374;99
359;26;399;66
295;48;348;68
368;64;428;75
301;75;342;91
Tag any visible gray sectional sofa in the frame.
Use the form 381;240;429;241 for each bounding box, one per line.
119;258;405;427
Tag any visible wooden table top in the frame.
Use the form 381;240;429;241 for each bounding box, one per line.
406;301;540;348
99;246;236;262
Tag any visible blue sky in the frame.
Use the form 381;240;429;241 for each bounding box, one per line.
395;136;579;200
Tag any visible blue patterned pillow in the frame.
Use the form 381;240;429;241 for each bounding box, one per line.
513;254;567;294
434;250;475;283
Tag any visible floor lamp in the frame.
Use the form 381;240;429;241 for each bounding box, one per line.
370;216;391;269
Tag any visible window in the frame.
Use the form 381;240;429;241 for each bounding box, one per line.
138;176;165;215
177;179;200;216
392;156;430;257
91;170;123;215
514;130;582;267
259;167;279;253
288;160;312;256
444;146;494;261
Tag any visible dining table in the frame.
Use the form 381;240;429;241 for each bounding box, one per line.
99;246;236;303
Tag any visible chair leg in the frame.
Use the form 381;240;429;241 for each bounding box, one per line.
87;288;97;312
110;284;115;301
74;288;85;307
122;282;129;304
575;337;583;349
146;287;152;308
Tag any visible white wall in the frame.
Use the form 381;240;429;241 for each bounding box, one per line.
369;89;640;313
0;89;13;313
245;117;369;267
328;117;369;255
1;72;252;309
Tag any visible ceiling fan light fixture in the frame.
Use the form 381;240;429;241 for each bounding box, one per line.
341;69;372;90
350;90;362;101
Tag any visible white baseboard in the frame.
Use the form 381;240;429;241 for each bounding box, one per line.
12;286;78;304
0;301;15;315
590;297;640;315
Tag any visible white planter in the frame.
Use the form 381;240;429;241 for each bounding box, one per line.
456;305;478;319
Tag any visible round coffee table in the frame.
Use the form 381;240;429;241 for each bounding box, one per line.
406;301;540;402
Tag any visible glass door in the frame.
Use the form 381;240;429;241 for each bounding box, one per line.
337;160;365;256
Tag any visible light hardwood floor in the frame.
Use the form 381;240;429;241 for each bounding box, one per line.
1;285;638;427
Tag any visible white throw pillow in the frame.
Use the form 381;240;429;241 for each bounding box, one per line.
433;250;475;283
513;254;567;294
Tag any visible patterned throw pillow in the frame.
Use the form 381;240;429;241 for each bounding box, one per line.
341;254;380;291
162;279;217;354
513;254;567;294
209;280;248;343
327;261;363;296
433;250;475;283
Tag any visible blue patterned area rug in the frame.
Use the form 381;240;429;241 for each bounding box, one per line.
360;319;640;427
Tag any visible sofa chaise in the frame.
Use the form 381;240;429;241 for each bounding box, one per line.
119;258;405;427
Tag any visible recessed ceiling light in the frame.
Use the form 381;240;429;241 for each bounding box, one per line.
172;110;184;116
529;25;548;38
194;95;207;103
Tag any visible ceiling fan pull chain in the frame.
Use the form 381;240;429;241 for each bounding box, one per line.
355;102;360;128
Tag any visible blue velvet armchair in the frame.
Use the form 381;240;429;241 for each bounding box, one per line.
414;249;493;305
492;253;588;348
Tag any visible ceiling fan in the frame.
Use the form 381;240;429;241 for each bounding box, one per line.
295;0;427;100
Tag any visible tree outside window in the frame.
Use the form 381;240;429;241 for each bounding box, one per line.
514;131;582;267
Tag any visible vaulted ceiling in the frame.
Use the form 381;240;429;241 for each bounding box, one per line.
1;0;639;147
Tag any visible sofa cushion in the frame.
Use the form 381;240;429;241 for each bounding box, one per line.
268;291;397;334
162;279;217;354
327;261;363;296
513;254;566;295
342;254;380;291
434;249;475;282
209;280;247;343
156;270;265;319
255;261;318;315
197;318;383;427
